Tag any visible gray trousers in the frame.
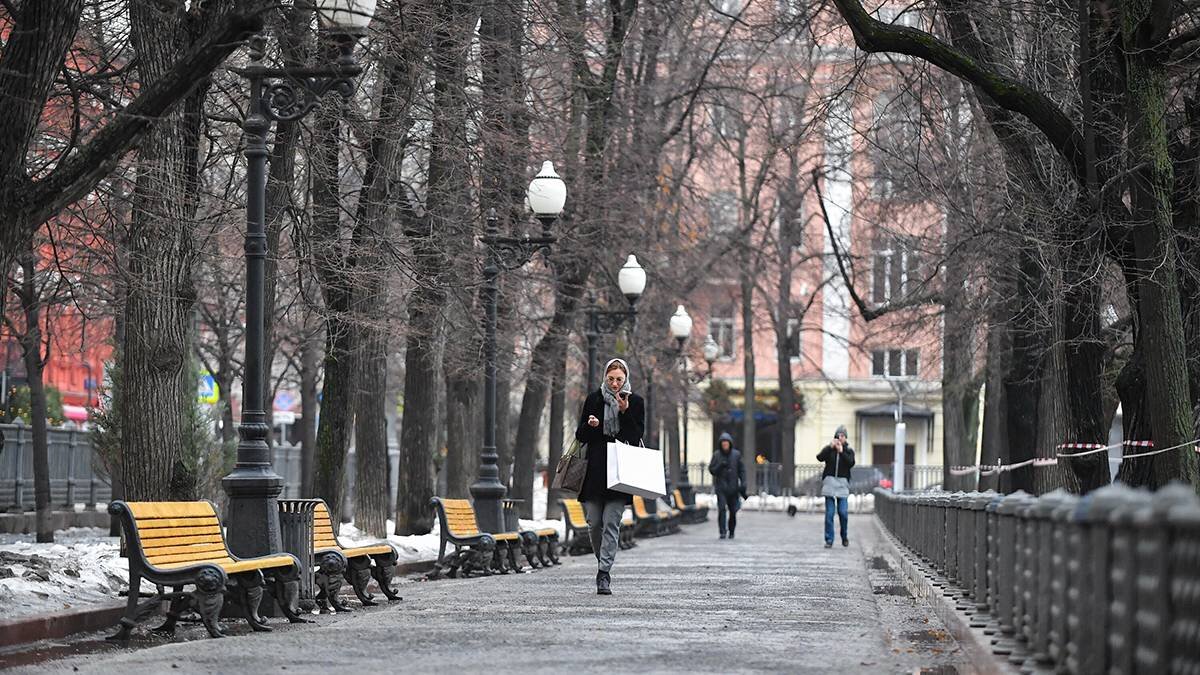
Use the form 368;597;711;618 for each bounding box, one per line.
583;499;624;573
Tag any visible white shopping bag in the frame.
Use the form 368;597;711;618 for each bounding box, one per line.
606;441;667;499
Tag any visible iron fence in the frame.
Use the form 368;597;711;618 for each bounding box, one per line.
1;422;109;511
0;422;400;519
686;461;944;495
873;484;1200;673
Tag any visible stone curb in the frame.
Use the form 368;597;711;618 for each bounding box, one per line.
869;516;1018;675
0;559;437;649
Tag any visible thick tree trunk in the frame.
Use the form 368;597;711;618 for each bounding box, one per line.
396;298;440;535
1119;2;1199;490
942;213;978;492
1002;246;1044;494
313;323;354;524
444;365;479;499
353;327;389;537
119;3;209;501
979;302;1010;494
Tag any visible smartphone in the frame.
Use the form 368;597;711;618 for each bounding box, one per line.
619;391;630;401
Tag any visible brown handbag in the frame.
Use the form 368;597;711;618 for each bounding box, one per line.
551;438;588;493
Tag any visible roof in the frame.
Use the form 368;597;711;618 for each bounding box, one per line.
855;402;934;419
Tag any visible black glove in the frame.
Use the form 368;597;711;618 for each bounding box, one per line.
739;487;748;499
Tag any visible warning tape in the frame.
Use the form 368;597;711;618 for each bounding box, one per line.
946;439;1199;475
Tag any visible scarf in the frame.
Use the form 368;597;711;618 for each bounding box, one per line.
600;358;631;438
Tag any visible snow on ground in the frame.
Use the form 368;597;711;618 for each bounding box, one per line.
0;527;136;621
691;492;876;513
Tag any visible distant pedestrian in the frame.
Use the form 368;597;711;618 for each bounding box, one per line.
708;432;746;539
575;358;644;595
818;425;855;548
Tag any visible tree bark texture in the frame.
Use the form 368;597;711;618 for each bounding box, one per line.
396;298;440;535
1118;0;1199;490
299;292;322;498
354;327;390;537
119;2;210;501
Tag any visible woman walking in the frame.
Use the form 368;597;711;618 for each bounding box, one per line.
575;358;644;595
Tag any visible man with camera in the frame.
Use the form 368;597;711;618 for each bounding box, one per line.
817;425;855;548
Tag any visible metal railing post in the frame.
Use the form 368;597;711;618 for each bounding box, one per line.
1166;487;1200;674
1107;488;1152;675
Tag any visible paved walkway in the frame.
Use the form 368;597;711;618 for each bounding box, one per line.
20;512;967;674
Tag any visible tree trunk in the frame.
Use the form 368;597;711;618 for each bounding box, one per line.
353;327;389;537
942;212;977;492
16;254;53;542
740;267;758;490
979;298;1010;494
545;356;567;519
444;365;479;499
119;2;209;501
1002;245;1044;494
299;300;321;498
396;298;440;535
1119;0;1199;490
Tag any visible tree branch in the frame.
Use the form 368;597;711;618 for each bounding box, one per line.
829;0;1089;186
23;5;268;229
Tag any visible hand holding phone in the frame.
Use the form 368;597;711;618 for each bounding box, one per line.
617;391;630;412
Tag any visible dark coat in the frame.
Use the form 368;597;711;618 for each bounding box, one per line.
709;434;746;496
817;443;855;479
574;389;645;504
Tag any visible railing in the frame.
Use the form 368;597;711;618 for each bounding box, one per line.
0;422;400;518
873;484;1200;673
686;461;944;496
1;422;109;512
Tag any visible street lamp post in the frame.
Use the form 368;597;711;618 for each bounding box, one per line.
222;0;375;558
471;162;566;534
584;255;646;392
669;305;719;504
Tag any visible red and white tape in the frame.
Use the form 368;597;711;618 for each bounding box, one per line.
945;439;1198;475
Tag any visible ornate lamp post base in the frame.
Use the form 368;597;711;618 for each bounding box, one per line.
223;467;285;557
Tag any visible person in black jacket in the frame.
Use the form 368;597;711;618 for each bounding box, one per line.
708;432;747;539
817;425;855;548
575;358;644;595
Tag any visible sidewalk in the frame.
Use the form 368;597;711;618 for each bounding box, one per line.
20;512;968;674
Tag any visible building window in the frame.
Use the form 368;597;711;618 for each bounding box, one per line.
709;312;736;360
872;88;922;199
708;190;739;234
871;348;920;379
785;318;802;359
871;238;920;304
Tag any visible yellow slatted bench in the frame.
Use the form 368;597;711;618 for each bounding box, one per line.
632;495;666;537
500;499;561;569
561;498;637;552
673;488;709;523
307;500;400;610
530;526;562;566
430;498;522;577
560;499;592;555
107;500;305;640
658;501;683;533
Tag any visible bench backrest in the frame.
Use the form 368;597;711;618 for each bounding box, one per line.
121;501;228;568
562;499;587;527
312;501;340;551
437;498;481;537
632;495;652;519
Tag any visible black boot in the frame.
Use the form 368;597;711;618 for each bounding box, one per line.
596;570;612;595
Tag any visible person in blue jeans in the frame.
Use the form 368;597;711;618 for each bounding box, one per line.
817;425;855;548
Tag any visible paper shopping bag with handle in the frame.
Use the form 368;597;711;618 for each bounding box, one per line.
606;441;667;499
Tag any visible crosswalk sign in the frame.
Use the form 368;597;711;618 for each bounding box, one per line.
198;372;219;404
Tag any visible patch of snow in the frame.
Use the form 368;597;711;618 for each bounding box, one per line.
0;527;136;622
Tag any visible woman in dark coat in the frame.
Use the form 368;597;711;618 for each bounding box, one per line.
575;357;644;595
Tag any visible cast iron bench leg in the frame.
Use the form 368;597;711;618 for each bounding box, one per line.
370;553;401;601
345;556;377;605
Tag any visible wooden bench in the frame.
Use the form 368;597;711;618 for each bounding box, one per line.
633;492;681;533
673;488;709;523
309;500;400;611
561;498;637;552
658;499;683;533
107;500;306;639
502;499;561;568
430;498;520;577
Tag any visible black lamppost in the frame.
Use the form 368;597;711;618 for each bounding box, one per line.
222;1;375;558
584;255;647;392
669;304;719;503
471;161;566;534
